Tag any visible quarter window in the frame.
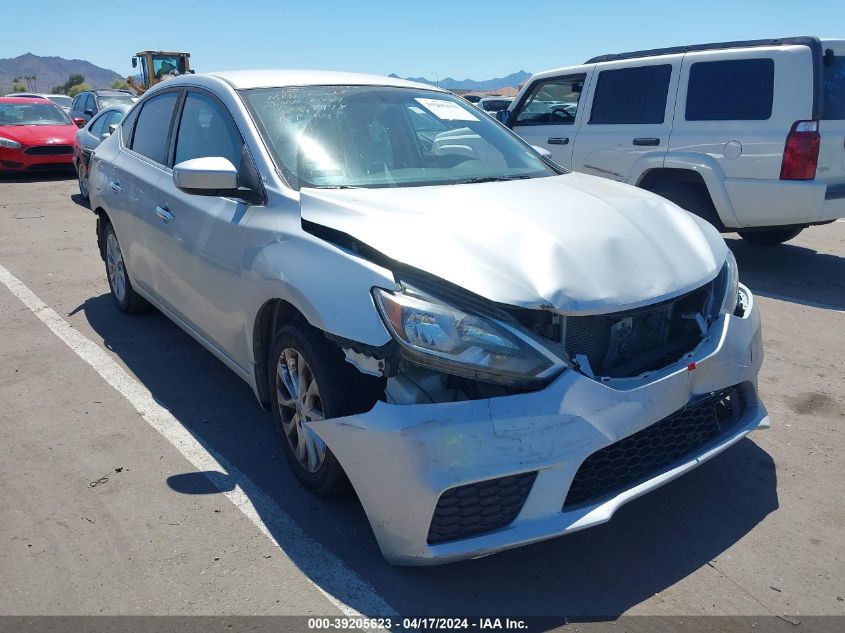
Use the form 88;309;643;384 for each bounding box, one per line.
685;59;774;121
130;91;179;164
174;91;243;170
589;65;672;124
514;75;585;125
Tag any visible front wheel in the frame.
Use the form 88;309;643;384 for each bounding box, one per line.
268;324;384;495
737;226;804;246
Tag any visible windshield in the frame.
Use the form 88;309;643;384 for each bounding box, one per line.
48;95;73;108
98;95;134;108
242;86;555;189
0;102;70;126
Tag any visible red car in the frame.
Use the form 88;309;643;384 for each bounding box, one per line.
0;97;77;173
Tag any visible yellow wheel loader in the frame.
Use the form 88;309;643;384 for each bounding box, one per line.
127;51;192;95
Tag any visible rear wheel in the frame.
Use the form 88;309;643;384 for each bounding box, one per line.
76;163;89;200
737;226;804;246
103;222;149;313
268;324;383;495
647;180;724;230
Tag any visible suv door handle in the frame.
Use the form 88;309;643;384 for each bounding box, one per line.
109;181;122;193
633;137;660;146
155;206;175;223
548;137;570;145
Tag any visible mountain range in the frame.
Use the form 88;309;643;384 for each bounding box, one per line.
0;53;124;94
388;70;532;92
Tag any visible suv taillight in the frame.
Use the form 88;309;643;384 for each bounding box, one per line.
780;120;820;180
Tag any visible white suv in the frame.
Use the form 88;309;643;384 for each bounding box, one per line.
503;36;845;245
88;70;766;564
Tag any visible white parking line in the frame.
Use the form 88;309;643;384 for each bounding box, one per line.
0;262;395;620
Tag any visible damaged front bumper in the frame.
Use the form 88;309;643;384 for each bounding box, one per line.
309;286;767;565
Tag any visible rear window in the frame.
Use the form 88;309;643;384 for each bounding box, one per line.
822;55;845;120
685;59;774;121
589;65;672;125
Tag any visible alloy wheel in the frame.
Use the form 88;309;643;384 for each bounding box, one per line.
276;348;327;473
105;232;126;303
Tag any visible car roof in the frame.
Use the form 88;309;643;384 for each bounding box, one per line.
198;69;443;92
5;93;48;98
0;96;53;104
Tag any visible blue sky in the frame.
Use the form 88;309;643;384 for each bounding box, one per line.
3;0;843;80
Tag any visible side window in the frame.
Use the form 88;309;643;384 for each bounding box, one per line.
174;91;243;171
589;65;672;124
514;75;585;125
130;91;179;164
685;59;774;121
103;110;125;130
84;94;94;113
89;113;106;136
71;96;80;111
120;106;141;146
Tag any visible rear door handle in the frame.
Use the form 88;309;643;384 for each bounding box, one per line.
155;206;175;223
548;137;569;145
109;181;122;193
633;137;660;146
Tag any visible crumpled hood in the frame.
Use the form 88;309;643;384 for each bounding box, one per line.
0;124;76;146
299;172;728;315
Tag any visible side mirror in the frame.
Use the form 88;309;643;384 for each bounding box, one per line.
132;57;138;68
84;108;94;116
495;110;511;126
173;156;239;195
72;117;86;128
531;145;553;159
108;124;118;136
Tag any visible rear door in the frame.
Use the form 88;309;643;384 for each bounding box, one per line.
571;56;682;182
818;40;845;186
108;90;181;298
509;68;591;169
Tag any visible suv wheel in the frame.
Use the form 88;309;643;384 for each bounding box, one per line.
103;222;149;313
647;180;724;230
268;324;383;495
737;226;804;246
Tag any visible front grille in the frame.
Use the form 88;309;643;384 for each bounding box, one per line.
563;385;746;509
563;282;712;378
23;145;73;156
427;472;537;544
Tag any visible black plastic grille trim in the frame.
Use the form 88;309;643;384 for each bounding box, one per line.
427;472;537;544
563;385;746;509
23;145;73;155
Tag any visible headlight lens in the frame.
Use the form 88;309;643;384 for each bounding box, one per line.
719;250;740;315
373;287;567;385
0;137;23;149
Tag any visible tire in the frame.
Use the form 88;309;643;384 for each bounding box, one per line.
77;162;89;200
268;324;384;495
737;226;804;246
647;180;724;230
103;222;149;313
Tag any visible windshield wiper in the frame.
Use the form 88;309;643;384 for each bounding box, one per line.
456;175;531;185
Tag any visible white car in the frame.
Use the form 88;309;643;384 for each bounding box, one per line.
7;92;73;113
88;70;768;565
504;36;845;245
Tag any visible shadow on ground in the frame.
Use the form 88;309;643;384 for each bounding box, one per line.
0;168;75;183
726;235;845;311
71;292;779;623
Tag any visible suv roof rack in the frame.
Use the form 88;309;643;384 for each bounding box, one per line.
584;36;820;64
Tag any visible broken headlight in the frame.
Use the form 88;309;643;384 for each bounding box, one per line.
719;250;740;315
373;287;567;386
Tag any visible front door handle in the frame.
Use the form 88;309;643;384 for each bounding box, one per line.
109;181;122;193
548;137;570;145
633;137;660;146
155;206;175;223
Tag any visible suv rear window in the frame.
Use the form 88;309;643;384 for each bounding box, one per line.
589;65;672;125
822;55;845;120
685;59;774;121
